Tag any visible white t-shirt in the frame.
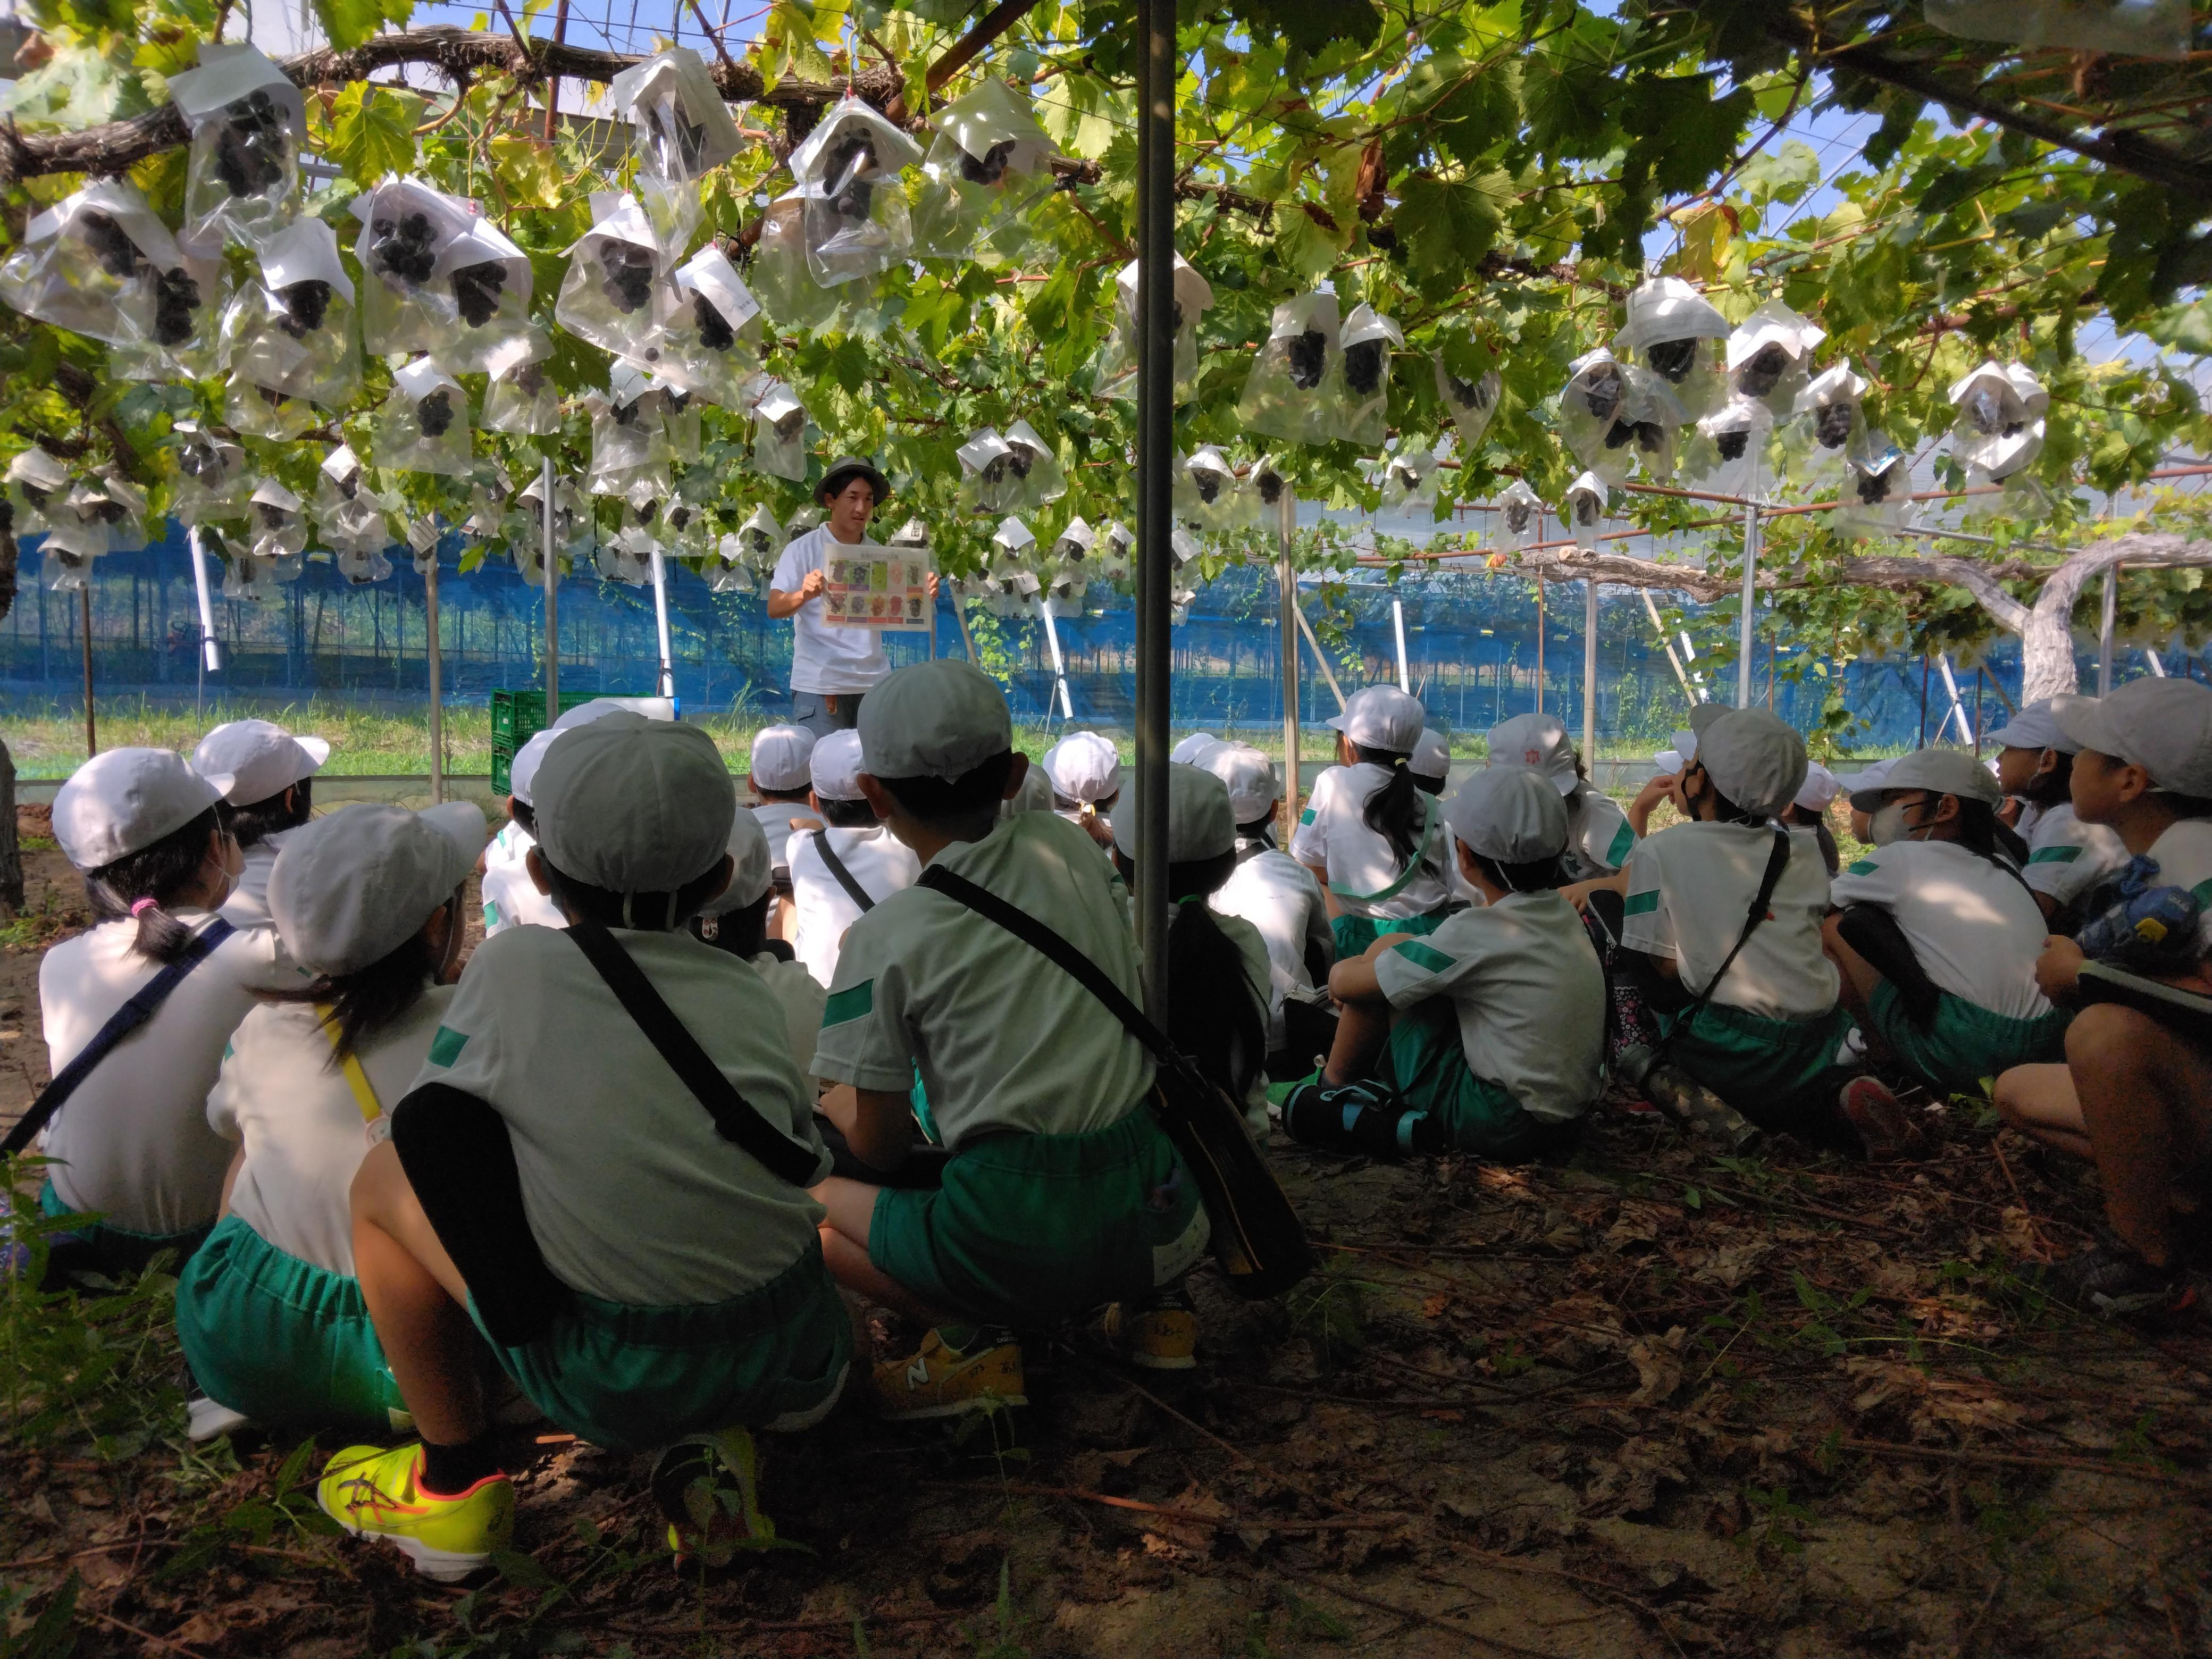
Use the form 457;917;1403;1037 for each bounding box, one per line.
38;913;303;1235
1620;823;1839;1019
1830;839;2055;1020
220;831;293;933
814;811;1154;1150
1210;847;1333;1048
789;824;923;987
210;988;454;1276
2021;802;2129;909
1564;785;1637;881
752;801;818;875
481;820;565;936
751;951;826;1084
416;925;828;1306
770;526;892;696
1288;764;1456;920
1372;891;1606;1122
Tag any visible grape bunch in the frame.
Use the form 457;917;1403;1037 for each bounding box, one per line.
275;278;331;339
212;92;289;199
1814;401;1855;450
959;139;1016;186
611;396;646;428
513;362;547;398
1342;338;1385;397
1644;336;1699;383
255;499;290;532
1604;418;1663;453
450;261;508;328
88;496;128;525
1578;362;1623;423
643;99;707;177
77;212;143;280
1444;372;1493;413
770;407;805;440
1963;387;2004;437
667;504;692;532
1284;326;1327;390
177;438;222;482
1169;300;1185;336
0;501;14;534
598;241;657;313
416;389;455;439
153;267;201;347
978;453;1011;489
634;500;658;527
1856;467;1896;506
371;212;439;290
1255;470;1285;506
1503;499;1532;535
1735;342;1789;400
1192;468;1225;505
693;292;735;351
1006;441;1035;480
1715;428;1749;462
664;388;691;416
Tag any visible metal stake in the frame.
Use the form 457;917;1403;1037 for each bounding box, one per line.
425;560;443;803
1581;579;1598;770
1738;499;1758;708
541;456;560;713
1277;488;1300;828
2098;567;2116;696
79;585;96;758
1132;0;1175;1016
649;542;675;699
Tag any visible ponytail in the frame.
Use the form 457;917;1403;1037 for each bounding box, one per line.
1353;743;1425;866
1166;892;1267;1104
269;894;453;1062
81;807;224;966
1953;798;2030;871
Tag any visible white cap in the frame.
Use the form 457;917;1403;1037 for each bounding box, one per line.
1485;711;1577;796
1697;709;1808;819
1794;761;1841;813
1848;747;2002;812
551;696;673;733
509;729;558;806
533;714;735;899
1984;697;2075;755
1838;757;1895;801
1042;731;1122;805
750;723;816;792
1442;766;1569;865
1329;685;1426;754
54;748;228;871
1652;749;1686;776
1113;762;1235;863
1411;727;1451;782
1671;726;1698;762
859;660;1011;781
1169;733;1220;765
809;729;867;801
269;802;485;976
1201;743;1279;825
2057;678;2212;797
192;719;330;806
699;793;773;917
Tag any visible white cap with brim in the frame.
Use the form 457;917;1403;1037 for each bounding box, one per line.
1169;733;1220;765
269;802;485;976
1043;731;1122;803
859;659;1011;781
1411;727;1451;782
54;748;230;872
192;719;330;806
509;730;558;807
1113;762;1236;864
550;696;675;733
1442;765;1569;864
2055;678;2212;797
810;728;866;801
698;792;774;917
1687;703;1731;738
1794;761;1841;813
1485;711;1577;796
533;715;736;903
1985;697;2074;755
1837;757;1894;800
1202;742;1280;825
1847;747;2001;812
1698;708;1808;819
1330;686;1426;754
750;723;816;792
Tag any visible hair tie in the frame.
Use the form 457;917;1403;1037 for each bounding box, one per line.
130;898;157;917
1392;756;1408;768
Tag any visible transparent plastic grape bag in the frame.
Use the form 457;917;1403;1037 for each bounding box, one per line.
168;422;249;525
247;479;307;566
788;95;924;288
585;364;675;496
751;191;845;332
600;517;659;587
1002;420;1066;509
214;529;278;602
1236;287;1338;443
167;45;304;254
555;193;675;358
1049;516;1095;598
39;477;109;591
482;328;564;435
377;357;473;475
1248;455;1294;523
1434;353;1502;456
1379;439;1448;517
510;473;589;586
1830;430;1915;541
1496;477;1544;548
1096;253;1211;400
608;47;744;182
1562;471;1607;553
1680;396;1770;498
1099;520;1135;583
663;245;763;406
220;215;361;435
1784;361;1866;484
1177;446;1243;532
1946;361;2047;482
71;471;150;554
912;77;1059;262
1725;299;1822;420
1561;347;1682;485
1926;0;2190;57
1616;276;1731;421
0;179;211;363
751;381;811;481
1326;304;1404;446
353;177;487;359
958;429;1020;515
5;447;71;535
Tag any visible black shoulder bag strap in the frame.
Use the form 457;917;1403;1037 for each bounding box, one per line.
564;924;823;1187
812;830;877;914
1658;826;1792;1055
3;919;235;1158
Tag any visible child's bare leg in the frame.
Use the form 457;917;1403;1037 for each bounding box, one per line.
1322;933;1409;1087
811;1175;956;1327
349;1142;483;1445
1993;1063;2096;1160
2067;1004;2212;1266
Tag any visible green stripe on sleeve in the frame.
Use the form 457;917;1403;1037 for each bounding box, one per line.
1605;819;1637;866
426;1026;470;1067
822;981;875;1028
1390;940;1455;975
2027;844;2082;865
1299;808;1317;825
1622;890;1659;917
2192;879;2212;908
1845;859;1880;876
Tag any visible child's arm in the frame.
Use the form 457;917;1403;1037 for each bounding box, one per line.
1560;868;1630;914
819;1083;917;1169
1626;774;1677;838
2036;934;2085;1003
1327;934;1411;1006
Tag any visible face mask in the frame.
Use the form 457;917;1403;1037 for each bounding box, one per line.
1867;800;1913;847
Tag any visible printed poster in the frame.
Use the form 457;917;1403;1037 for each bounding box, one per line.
820;544;932;631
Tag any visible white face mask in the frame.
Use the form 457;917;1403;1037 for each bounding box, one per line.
1867;800;1914;847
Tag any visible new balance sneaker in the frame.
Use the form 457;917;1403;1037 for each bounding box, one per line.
2043;1239;2200;1321
1837;1076;1926;1163
651;1428;775;1566
317;1443;513;1581
1103;1286;1198;1371
872;1327;1026;1420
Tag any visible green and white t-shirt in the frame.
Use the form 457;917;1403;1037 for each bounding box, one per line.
480;820;564;936
1371;891;1606;1122
812;811;1154;1150
1288;763;1456;920
1619;823;1839;1019
2131;819;2212;963
752;950;826;1084
1564;783;1638;882
414;925;828;1307
1829;840;2055;1020
2018;802;2128;909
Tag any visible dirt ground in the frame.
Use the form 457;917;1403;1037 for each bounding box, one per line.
2;818;2210;1659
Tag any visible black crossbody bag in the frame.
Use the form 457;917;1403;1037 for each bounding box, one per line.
1654;826;1793;1060
811;830;877;914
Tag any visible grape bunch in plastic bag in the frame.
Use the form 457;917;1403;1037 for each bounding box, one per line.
450;261;508;327
77;213;144;281
213;91;290;199
417;389;455;438
960;139;1017;186
598;242;656;313
1815;403;1854;449
1285;327;1328;390
693;292;735;351
371;213;439;289
275;279;330;339
1735;342;1789;401
154;269;202;346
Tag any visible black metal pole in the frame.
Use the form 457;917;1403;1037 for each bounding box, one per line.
1133;0;1174;1016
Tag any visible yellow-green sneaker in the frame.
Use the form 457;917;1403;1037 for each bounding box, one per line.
872;1328;1026;1421
317;1443;513;1582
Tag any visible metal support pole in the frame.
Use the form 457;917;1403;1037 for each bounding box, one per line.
1132;0;1174;1016
1534;578;1545;713
1582;580;1598;768
1640;589;1698;706
1278;490;1300;827
649;543;675;699
79;585;96;758
2147;648;2168;677
1292;602;1347;713
2098;567;2116;696
425;561;443;803
1038;594;1074;721
1738;500;1758;708
1935;651;1974;747
1391;596;1410;693
189;525;222;676
541;456;560;711
954;592;979;664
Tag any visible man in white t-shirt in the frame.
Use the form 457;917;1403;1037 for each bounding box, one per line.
787;728;921;987
767;457;936;738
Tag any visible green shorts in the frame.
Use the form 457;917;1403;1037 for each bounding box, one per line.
1333;908;1452;961
1665;1000;1861;1128
39;1180;212;1277
470;1244;853;1454
1379;998;1583;1162
869;1103;1211;1329
1866;981;2072;1097
174;1215;408;1432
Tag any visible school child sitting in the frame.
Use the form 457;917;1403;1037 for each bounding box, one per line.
810;660;1212;1412
1171;732;1222;765
174;800;485;1432
1628;707;1730;836
480;730;566;937
28;749;299;1275
1043;729;1122;849
692;801;827;1087
1784;763;1843;877
789;730;922;988
324;714;850;1578
1988;698;2129;928
1001;761;1057;818
1200;742;1335;1075
1486;711;1637;886
1839;758;1895;844
1282;766;1604;1162
1585;709;1917;1159
1991;678;2212;1315
1824;748;2068;1096
1292;685;1461;957
192;719;329;934
749;722;820;881
1411;728;1451;797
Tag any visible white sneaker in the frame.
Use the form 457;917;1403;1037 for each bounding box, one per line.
187;1395;250;1444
